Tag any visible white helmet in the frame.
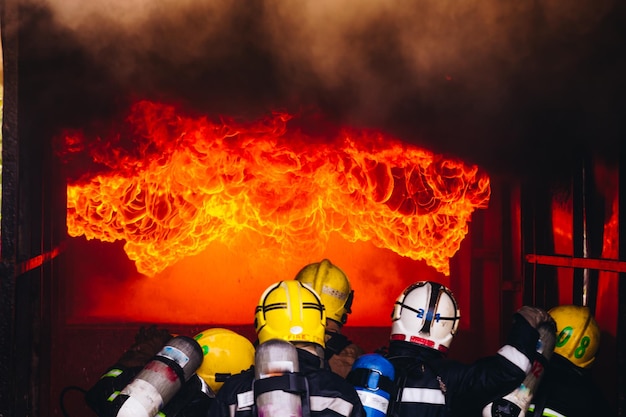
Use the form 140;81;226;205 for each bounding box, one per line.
390;281;460;353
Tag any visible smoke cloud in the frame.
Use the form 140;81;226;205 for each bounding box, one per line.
15;0;626;179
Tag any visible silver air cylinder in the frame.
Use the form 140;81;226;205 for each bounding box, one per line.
115;335;204;417
482;321;557;417
254;339;303;417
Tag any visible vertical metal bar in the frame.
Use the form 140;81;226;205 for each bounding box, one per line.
573;157;585;305
618;130;626;417
581;161;589;306
521;182;537;306
500;182;518;341
521;179;557;308
0;0;19;414
579;153;604;315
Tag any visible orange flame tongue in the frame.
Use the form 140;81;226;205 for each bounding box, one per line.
65;100;490;276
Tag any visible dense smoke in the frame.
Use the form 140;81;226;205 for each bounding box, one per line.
14;0;626;179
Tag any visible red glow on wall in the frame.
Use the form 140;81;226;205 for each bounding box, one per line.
551;194;574;306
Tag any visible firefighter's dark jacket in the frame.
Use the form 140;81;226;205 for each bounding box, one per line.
527;353;615;417
386;314;542;417
207;347;366;417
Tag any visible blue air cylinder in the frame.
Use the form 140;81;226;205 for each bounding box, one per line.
347;353;396;417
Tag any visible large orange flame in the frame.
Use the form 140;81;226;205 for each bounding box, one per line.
64;100;490;277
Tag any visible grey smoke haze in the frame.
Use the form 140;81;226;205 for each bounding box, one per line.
16;0;626;179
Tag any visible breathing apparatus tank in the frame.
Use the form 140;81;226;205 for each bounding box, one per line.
85;364;142;417
112;335;204;417
84;326;173;417
253;339;308;417
347;353;396;417
482;320;557;417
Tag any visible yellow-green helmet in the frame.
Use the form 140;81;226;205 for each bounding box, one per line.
549;305;600;368
193;328;255;394
255;281;326;347
294;259;353;325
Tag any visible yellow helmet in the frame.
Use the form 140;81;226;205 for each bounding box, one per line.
255;281;326;347
193;328;255;394
549;305;600;368
294;259;353;325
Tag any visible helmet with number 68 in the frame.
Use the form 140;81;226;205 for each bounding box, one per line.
549;305;600;368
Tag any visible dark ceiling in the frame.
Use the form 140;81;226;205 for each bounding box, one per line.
11;0;626;183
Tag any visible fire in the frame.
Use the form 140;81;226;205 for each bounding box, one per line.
64;100;490;277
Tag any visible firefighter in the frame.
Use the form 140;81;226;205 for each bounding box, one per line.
384;281;554;417
157;328;256;417
84;326;254;417
295;259;364;378
208;280;366;417
526;305;614;417
84;325;174;417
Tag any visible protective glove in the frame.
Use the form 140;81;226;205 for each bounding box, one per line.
117;325;173;368
515;305;555;330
